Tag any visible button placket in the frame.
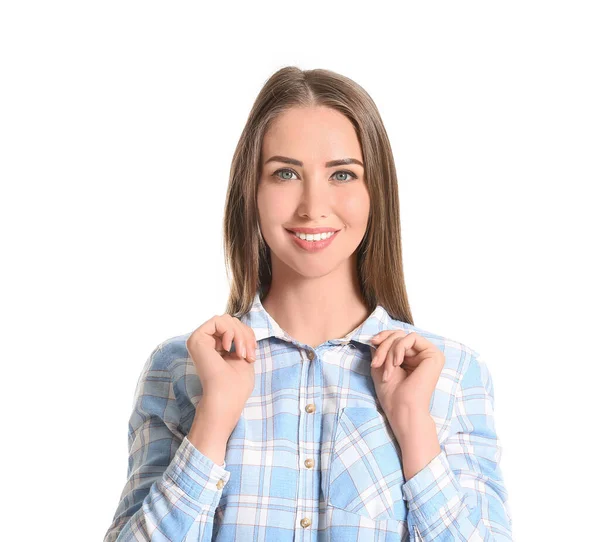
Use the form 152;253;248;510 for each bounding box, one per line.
298;348;316;533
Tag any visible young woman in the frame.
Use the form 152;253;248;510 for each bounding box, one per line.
104;66;513;541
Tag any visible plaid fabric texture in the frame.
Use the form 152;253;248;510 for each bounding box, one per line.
104;292;512;541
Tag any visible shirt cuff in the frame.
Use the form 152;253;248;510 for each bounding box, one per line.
401;449;467;526
163;435;231;509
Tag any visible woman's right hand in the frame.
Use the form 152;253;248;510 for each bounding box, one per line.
185;313;257;430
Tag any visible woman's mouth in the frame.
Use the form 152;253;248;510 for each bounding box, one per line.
285;229;340;252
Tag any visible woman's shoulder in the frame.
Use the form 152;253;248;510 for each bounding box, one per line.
385;317;484;379
143;332;193;372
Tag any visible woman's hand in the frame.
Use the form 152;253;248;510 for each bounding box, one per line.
370;329;445;422
186;314;257;432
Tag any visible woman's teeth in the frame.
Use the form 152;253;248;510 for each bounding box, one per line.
292;231;335;241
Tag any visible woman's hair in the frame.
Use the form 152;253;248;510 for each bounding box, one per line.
223;66;414;325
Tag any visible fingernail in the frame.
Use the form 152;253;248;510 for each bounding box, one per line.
383;370;388;382
241;346;246;358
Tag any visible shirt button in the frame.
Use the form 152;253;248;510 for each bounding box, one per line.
307;350;315;361
216;479;225;489
305;403;316;413
304;458;314;468
300;517;312;528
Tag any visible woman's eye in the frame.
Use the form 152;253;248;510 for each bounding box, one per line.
332;170;357;182
272;168;357;182
274;168;298;181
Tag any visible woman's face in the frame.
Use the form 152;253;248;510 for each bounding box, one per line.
257;105;370;278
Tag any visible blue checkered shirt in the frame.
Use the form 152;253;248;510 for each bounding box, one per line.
104;292;513;541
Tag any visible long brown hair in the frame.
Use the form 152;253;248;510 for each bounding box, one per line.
222;66;414;325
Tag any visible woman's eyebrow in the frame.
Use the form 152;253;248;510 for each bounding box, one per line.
264;155;364;168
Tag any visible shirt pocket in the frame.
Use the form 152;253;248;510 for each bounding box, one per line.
324;406;408;524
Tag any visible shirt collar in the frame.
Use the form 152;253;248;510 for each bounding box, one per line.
239;291;397;350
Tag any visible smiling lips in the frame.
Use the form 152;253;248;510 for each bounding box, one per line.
285;226;340;234
286;228;340;252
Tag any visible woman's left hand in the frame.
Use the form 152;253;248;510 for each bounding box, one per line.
370;329;445;421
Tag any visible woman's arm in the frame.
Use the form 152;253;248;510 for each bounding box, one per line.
103;344;231;542
390;355;513;541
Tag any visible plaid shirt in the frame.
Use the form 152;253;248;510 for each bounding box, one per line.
104;292;512;541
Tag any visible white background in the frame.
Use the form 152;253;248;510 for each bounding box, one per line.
1;2;598;540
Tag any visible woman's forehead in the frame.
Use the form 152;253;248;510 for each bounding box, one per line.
261;108;363;163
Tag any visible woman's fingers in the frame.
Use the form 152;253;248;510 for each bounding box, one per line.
197;313;257;363
229;316;257;362
221;327;235;354
382;350;392;382
371;335;394;368
392;341;407;367
211;315;242;358
241;322;257;361
225;315;247;360
373;334;407;382
370;330;406;367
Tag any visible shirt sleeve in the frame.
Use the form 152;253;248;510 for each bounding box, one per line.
103;345;231;542
400;354;513;541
